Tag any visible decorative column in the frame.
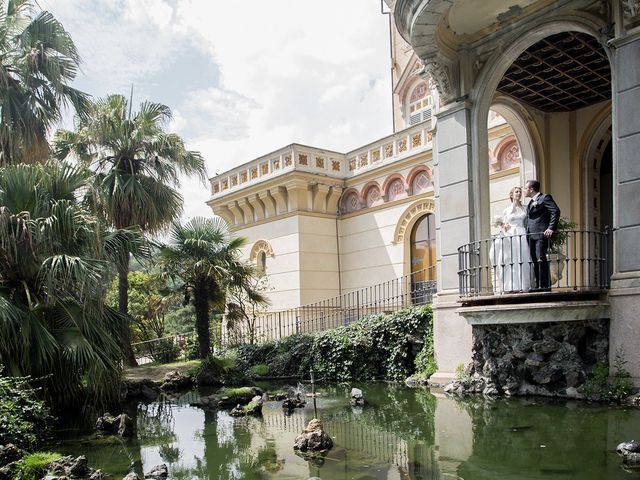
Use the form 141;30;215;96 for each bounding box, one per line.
430;99;475;384
609;19;640;382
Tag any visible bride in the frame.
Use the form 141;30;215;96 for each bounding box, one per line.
490;186;531;292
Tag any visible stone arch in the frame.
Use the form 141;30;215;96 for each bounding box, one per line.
393;198;436;244
250;239;274;262
340;188;362;214
469;13;612;241
361;181;383;208
578;104;612;230
407;165;433;194
490;96;543;185
493;135;521;173
382;173;409;201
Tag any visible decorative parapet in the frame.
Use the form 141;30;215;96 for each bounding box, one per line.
209;121;433;201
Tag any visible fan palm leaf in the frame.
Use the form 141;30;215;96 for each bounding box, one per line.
0;162;140;407
0;0;88;165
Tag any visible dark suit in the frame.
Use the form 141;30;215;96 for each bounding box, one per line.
526;193;560;289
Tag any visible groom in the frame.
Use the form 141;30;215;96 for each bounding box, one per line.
525;180;560;291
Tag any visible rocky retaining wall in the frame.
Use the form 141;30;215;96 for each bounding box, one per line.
448;319;609;398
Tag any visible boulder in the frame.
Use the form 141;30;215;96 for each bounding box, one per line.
0;444;24;467
532;337;561;355
96;413;135;437
121;379;160;401
160;371;192;391
89;470;106;480
195;362;224;387
293;419;333;452
0;464;15;480
144;464;169;479
617;441;640;468
217;387;261;409
350;388;365;406
282;397;306;410
229;395;264;417
123;473;141;480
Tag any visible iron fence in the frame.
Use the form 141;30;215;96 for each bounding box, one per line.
225;267;437;345
131;331;197;366
458;229;611;297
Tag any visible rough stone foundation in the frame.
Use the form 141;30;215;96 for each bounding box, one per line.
458;320;609;398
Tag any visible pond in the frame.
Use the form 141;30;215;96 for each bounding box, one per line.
53;383;640;480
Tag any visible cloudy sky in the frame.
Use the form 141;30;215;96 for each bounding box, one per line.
42;0;393;220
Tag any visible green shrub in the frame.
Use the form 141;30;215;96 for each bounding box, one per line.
584;349;634;402
0;373;53;450
250;364;270;376
414;317;437;380
14;452;62;480
233;306;433;382
149;338;181;364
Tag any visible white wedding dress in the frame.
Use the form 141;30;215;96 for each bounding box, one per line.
490;205;531;292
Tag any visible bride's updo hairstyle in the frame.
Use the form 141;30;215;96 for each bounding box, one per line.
509;186;522;202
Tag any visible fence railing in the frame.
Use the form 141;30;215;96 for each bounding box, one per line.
131;331;197;366
458;229;611;297
225;268;437;345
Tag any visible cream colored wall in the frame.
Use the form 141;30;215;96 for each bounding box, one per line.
235;216;302;310
338;201;409;292
296;215;341;304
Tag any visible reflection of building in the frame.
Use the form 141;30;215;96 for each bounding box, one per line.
208;2;640;381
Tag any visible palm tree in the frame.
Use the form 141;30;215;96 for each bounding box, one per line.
53;94;206;364
0;162;145;407
160;217;266;358
0;0;89;165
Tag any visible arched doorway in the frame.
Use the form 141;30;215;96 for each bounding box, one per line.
409;213;436;304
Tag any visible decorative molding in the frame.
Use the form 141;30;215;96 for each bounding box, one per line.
394;198;436;244
250;239;274;262
623;0;640;28
423;56;456;104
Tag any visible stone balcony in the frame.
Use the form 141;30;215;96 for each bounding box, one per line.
207;121;433;228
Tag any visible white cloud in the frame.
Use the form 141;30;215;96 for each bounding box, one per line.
43;0;393;221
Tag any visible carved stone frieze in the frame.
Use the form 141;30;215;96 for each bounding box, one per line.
623;0;640;28
423;56;456;104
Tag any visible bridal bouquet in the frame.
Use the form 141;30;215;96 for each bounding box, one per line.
492;215;504;228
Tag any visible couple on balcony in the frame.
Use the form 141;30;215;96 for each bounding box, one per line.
491;180;560;293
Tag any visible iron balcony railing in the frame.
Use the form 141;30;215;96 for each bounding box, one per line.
225;267;437;345
458;229;611;297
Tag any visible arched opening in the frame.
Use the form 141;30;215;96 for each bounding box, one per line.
471;25;612;293
471;21;613;241
407;80;433;126
258;251;267;274
410;213;436;281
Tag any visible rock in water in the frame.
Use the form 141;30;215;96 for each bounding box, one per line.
96;413;135;437
123;473;141;480
89;470;106;480
293;419;334;452
144;464;169;479
160;370;192;391
350;388;365;406
617;441;640;467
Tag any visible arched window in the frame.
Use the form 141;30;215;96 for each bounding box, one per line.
257;251;267;273
411;170;432;194
341;191;361;214
365;186;382;208
410;214;436;281
408;81;433;126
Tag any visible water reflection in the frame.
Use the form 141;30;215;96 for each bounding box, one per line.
54;384;640;479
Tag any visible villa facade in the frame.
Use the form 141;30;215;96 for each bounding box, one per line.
208;0;640;386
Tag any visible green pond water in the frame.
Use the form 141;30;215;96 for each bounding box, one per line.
52;383;640;480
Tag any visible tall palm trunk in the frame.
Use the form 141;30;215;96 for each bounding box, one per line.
118;258;138;367
194;280;211;359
